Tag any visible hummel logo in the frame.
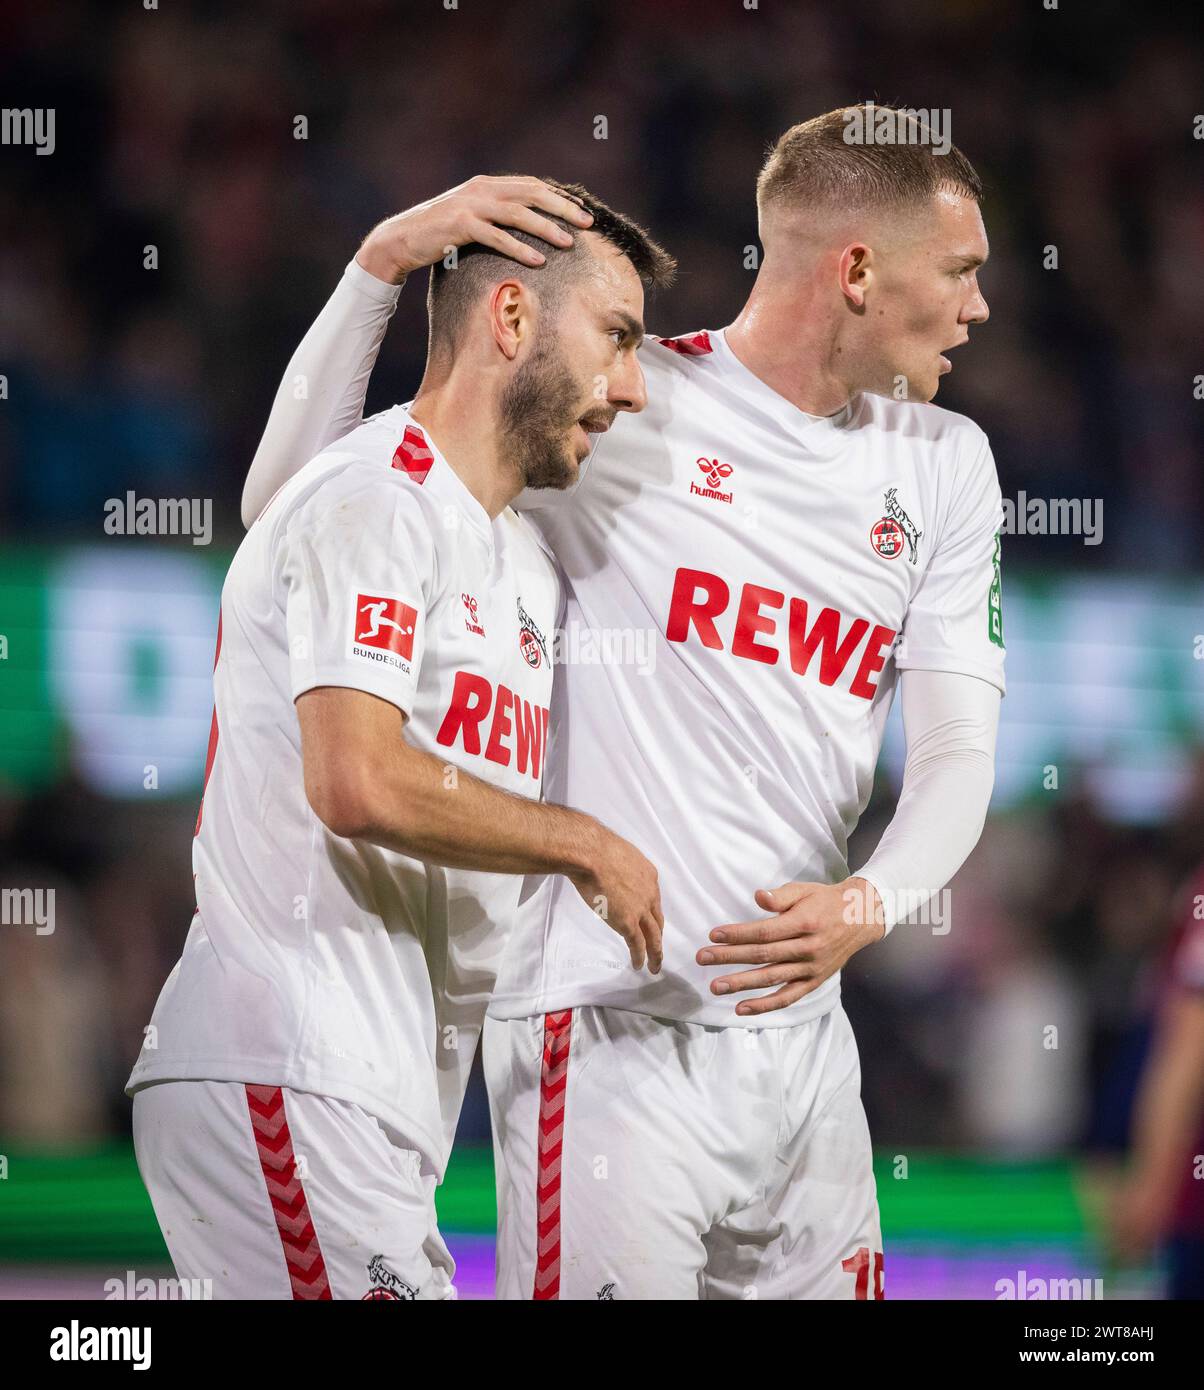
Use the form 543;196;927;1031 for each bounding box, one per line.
462;593;485;636
699;457;732;489
690;456;734;505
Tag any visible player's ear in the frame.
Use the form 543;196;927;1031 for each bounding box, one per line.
837;243;872;309
488;281;526;360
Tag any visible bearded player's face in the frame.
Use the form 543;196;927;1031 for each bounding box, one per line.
499;236;648;491
869;191;990;403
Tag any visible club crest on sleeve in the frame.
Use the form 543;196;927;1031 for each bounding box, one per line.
349;591;418;672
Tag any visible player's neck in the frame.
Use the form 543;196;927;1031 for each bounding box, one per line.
727;284;856;419
409;382;517;521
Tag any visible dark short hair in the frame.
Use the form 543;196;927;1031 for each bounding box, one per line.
757;104;983;220
427;178;675;352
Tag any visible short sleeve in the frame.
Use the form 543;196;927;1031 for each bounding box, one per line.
280;463;438;718
894;434;1007;695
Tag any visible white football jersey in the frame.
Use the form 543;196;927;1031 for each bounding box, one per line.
127;406;560;1171
490;327;1005;1028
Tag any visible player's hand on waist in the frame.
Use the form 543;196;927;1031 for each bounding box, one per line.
355;175;595;284
696;877;885;1017
569;826;664;976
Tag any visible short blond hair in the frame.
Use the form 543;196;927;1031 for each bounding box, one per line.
757;104;982;223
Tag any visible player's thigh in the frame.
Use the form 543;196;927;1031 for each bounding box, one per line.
704;1008;884;1301
485;1008;729;1301
134;1079;298;1299
133;1079;451;1300
483;1012;544;1300
271;1086;453;1299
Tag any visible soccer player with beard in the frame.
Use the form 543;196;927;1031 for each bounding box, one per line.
127;179;674;1299
242;106;1005;1300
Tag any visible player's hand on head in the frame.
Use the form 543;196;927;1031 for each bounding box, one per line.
570;826;664;976
355;175;595;284
695;877;885;1017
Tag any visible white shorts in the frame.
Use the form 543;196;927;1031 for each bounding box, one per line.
484;1003;883;1300
132;1079;455;1300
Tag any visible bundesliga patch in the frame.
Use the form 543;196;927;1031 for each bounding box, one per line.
349;591;418;673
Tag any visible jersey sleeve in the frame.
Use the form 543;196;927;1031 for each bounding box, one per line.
280;462;438;718
894;432;1007;695
853;668;999;933
242;261;401;527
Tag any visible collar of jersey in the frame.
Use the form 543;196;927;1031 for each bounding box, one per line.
712;327;860;455
397;405;494;547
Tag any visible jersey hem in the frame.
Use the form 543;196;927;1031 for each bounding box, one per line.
290;670;415;717
125;1060;445;1174
486;980;841;1030
894;654;1006;696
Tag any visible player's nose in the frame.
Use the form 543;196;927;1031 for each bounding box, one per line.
963;285;989;325
609;358;648;414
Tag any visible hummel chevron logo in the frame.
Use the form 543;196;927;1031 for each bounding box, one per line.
690;456;734;505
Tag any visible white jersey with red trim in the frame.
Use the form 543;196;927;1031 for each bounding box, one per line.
490;326;1006;1028
127;405;559;1171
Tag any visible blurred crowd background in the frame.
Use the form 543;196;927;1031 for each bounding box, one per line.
1;0;1202;1288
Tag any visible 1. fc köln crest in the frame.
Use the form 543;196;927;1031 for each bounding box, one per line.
870;487;922;564
517;598;548;669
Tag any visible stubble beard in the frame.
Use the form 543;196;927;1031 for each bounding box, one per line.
498;331;585;492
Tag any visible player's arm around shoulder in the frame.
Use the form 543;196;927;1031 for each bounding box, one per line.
242;177;596;528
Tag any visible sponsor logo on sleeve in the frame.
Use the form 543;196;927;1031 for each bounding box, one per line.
988;530;1004;647
350;592;418;672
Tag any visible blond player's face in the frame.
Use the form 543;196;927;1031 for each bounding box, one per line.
874;191;990;403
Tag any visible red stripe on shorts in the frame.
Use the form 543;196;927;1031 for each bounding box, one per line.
533;1010;573;1300
245;1084;332;1300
